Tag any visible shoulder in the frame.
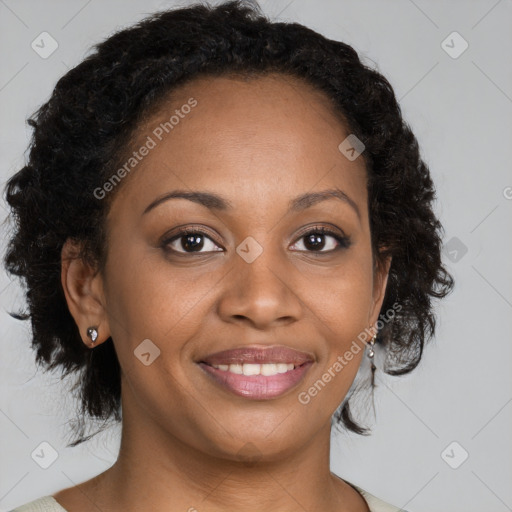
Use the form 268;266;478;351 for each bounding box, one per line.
9;496;68;512
10;486;407;512
351;483;409;512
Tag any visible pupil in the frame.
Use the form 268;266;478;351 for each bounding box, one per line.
305;233;325;251
183;234;204;251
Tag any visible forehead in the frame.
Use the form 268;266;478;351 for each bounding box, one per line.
109;73;368;218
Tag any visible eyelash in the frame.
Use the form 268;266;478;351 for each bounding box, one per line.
162;225;351;256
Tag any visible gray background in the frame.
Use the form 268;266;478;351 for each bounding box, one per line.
1;1;511;511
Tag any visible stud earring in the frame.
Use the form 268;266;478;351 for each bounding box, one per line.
86;326;98;347
367;330;377;386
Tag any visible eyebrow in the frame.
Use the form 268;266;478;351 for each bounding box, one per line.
142;188;361;220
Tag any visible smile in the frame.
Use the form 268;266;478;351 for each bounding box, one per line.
210;362;297;375
197;360;313;399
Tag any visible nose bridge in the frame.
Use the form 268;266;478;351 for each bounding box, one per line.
218;233;302;328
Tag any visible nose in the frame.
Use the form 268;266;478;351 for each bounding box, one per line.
217;243;303;330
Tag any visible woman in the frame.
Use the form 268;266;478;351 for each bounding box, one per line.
4;1;454;511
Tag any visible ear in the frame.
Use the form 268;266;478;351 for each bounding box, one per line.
368;253;392;327
61;238;111;348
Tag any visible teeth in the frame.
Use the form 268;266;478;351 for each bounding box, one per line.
211;363;296;375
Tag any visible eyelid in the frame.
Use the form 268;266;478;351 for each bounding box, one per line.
293;223;347;240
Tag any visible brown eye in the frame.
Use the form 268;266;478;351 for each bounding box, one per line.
163;229;223;254
290;227;351;253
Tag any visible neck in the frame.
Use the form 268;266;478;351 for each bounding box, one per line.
82;386;368;512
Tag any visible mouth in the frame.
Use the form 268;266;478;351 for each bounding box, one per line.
196;345;314;400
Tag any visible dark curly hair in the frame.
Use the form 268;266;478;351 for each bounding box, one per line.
3;0;454;447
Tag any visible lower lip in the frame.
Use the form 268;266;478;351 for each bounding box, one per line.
197;362;313;400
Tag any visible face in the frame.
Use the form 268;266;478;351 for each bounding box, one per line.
68;73;390;462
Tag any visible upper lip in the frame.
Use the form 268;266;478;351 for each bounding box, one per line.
199;345;315;366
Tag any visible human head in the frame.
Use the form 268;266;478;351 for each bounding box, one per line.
3;0;454;447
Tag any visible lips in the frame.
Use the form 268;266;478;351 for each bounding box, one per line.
199;345;314;367
196;345;315;400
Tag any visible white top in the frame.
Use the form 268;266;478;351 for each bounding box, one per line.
9;484;408;511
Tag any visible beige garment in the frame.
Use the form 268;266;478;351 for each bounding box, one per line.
10;485;409;512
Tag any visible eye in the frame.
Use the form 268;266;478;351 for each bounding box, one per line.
162;225;351;256
163;228;223;254
290;226;351;253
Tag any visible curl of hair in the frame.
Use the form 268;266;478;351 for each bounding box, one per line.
3;0;454;445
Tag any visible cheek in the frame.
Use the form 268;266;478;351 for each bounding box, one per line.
303;249;374;398
308;251;374;339
102;244;215;355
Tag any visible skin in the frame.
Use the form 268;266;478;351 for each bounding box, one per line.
58;73;391;512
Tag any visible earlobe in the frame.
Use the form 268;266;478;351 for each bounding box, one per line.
60;239;110;348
